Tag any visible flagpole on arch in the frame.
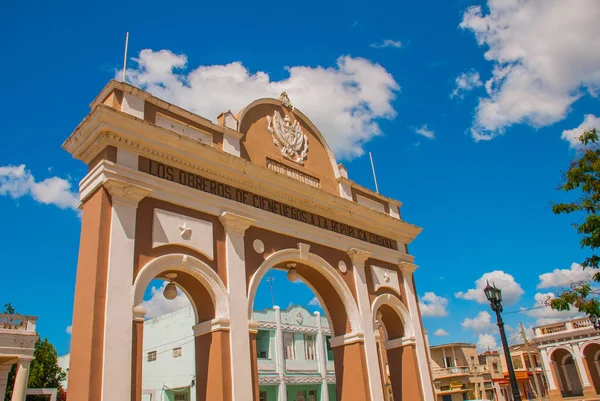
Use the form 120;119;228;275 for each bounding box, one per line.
122;32;129;82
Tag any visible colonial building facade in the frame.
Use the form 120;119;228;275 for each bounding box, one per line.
60;305;338;401
533;317;600;401
63;80;434;401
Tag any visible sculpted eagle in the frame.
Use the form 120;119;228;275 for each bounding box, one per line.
267;111;309;165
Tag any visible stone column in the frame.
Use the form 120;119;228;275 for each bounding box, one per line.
219;212;256;401
314;311;329;401
572;342;596;398
11;358;32;401
348;249;385;401
399;262;436;401
0;363;11;399
540;348;557;391
275;306;287;401
101;180;150;401
193;319;232;401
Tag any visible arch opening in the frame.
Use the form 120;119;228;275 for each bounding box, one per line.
551;348;583;397
132;254;230;401
583;342;600;394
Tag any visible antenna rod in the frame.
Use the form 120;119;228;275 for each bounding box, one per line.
369;152;379;194
122;32;129;82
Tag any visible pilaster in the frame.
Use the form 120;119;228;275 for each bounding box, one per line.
219;212;256;401
399;261;435;401
314;311;329;401
572;342;592;387
101;179;151;401
348;248;385;401
540;348;558;391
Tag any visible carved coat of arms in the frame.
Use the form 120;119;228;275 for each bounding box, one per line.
267;111;309;165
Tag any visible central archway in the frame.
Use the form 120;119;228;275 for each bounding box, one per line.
551;348;583;398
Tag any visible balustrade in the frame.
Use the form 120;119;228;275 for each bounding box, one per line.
0;314;36;332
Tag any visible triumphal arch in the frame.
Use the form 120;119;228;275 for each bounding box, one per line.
63;80;435;401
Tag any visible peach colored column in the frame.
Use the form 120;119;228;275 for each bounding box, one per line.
131;306;146;401
194;320;232;401
331;336;371;401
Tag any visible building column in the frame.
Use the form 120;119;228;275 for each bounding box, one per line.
101;180;150;401
275;306;287;401
131;306;146;401
193;319;232;401
399;262;436;401
10;358;32;401
314;311;329;401
573;343;596;398
348;249;384;401
540;348;557;391
219;212;256;401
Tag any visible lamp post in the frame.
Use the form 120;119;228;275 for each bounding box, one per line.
484;281;522;401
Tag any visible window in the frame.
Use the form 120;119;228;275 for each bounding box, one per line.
444;357;453;368
470;356;476;366
308;389;317;401
296;390;306;401
304;334;316;360
492;362;498;372
284;332;296;360
512;356;524;370
325;336;334;361
147;351;157;362
259;391;267;401
173;347;182;358
256;330;270;359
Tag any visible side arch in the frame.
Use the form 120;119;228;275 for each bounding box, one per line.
247;248;362;334
550;345;575;360
371;293;415;339
132;253;229;323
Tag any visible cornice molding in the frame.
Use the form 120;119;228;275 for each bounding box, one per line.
398;261;419;275
193;318;231;336
329;332;364;348
132;306;147;322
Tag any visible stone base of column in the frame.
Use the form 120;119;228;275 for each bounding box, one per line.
583;386;597;399
548;389;563;401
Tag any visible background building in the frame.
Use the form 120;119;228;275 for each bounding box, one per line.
0;313;38;400
59;305;337;401
498;344;548;399
533;317;600;401
429;343;505;401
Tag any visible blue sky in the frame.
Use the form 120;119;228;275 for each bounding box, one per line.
1;0;600;355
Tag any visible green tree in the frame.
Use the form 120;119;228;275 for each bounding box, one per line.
4;303;15;315
551;128;600;316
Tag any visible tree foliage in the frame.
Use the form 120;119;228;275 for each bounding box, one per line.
551;128;600;316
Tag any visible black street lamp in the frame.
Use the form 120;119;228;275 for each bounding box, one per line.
484;281;522;401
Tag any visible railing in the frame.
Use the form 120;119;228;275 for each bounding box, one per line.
534;318;595;338
431;366;474;379
0;314;37;332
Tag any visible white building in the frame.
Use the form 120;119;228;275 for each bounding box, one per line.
59;305;336;401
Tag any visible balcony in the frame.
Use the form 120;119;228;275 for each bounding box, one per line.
533;318;592;338
0;314;37;334
431;366;474;379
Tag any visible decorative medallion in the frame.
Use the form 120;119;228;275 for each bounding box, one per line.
267;111;309;165
253;239;265;254
338;261;347;274
296;311;304;325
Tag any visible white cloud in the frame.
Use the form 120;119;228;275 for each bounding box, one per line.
308;296;321;307
451;69;483;99
455;270;524;305
414;124;435;139
370;40;403;49
462;311;496;333
459;0;600;140
66;325;72;335
538;262;596;288
523;292;583;325
0;165;78;210
122;49;400;159
561;115;600;148
142;282;191;319
434;328;449;336
477;333;498;352
419;292;449;317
